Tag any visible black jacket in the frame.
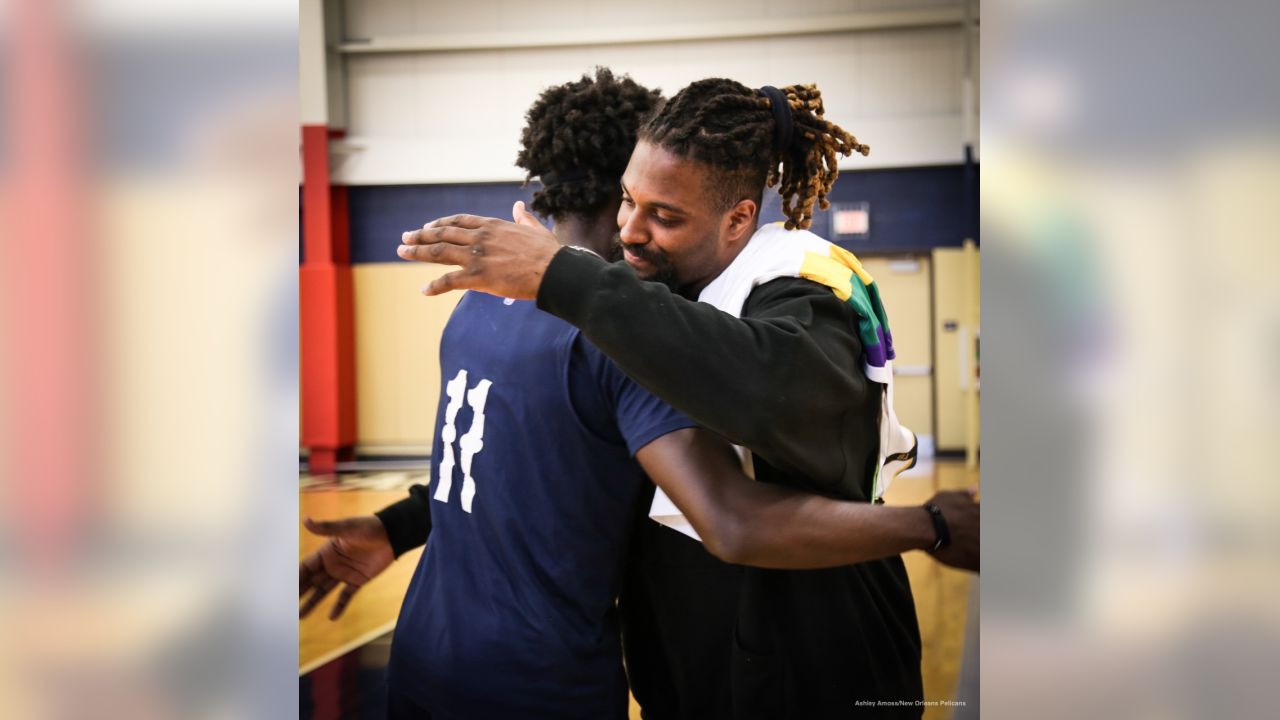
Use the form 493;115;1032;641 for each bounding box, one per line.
539;248;923;720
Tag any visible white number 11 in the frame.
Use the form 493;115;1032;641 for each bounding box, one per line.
433;368;492;513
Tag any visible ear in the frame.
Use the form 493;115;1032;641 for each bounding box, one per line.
723;198;758;247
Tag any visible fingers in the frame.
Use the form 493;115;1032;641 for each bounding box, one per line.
300;576;338;618
397;241;473;266
329;585;361;621
300;551;323;595
408;214;488;237
301;575;365;620
423;270;475;296
401;218;485;246
303;517;353;537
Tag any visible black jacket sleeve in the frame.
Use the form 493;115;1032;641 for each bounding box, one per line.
374;483;433;558
536;246;881;500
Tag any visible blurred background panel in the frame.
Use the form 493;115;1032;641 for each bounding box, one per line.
1;1;299;718
982;0;1280;718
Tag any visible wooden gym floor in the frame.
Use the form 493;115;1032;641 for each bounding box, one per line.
300;461;978;719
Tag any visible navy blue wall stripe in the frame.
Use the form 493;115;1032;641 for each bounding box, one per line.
340;165;977;264
348;183;536;264
814;164;979;252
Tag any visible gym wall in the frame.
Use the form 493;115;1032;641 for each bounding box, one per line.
301;0;980;456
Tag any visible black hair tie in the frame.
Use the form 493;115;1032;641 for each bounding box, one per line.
758;85;794;155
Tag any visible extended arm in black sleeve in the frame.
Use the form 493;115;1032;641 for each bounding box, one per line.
537;247;879;496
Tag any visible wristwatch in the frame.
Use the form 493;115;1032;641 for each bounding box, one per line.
924;504;951;552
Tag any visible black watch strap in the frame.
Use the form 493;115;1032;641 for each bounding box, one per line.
924;503;951;552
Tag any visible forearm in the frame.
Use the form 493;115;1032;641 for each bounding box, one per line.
374;484;433;558
537;248;864;457
641;429;932;569
713;483;935;569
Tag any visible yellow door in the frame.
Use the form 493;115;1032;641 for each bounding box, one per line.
932;246;980;452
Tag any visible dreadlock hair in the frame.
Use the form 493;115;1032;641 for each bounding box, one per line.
516;67;663;222
638;78;868;230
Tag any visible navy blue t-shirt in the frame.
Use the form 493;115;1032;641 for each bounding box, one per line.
387;292;694;720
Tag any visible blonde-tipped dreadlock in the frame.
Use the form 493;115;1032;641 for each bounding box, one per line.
639;78;868;230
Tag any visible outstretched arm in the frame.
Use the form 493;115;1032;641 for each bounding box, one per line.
299;484;434;620
635;428;979;571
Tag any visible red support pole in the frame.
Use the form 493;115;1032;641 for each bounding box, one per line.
2;0;93;576
300;125;356;473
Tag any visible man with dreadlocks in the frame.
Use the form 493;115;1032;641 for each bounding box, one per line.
399;78;955;718
311;71;975;720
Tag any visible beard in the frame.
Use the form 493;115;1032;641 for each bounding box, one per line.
612;232;681;292
603;232;625;263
